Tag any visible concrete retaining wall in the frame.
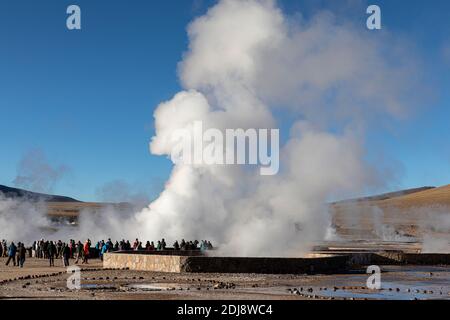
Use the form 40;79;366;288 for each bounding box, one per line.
104;252;450;274
180;255;349;274
376;252;450;265
103;253;183;273
103;253;349;274
343;252;450;266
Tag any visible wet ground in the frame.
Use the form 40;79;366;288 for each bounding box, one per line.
0;257;449;300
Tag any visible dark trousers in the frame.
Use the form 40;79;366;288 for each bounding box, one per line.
6;255;16;266
63;256;70;267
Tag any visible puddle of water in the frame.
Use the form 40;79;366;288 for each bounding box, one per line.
80;283;116;290
124;283;186;292
126;284;163;291
246;266;450;300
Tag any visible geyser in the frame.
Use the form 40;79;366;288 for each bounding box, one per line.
132;0;420;257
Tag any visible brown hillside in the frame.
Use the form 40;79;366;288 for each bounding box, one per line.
331;185;450;242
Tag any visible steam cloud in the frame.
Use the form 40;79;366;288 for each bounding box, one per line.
96;180;151;209
13;149;69;194
132;0;420;256
0;195;49;242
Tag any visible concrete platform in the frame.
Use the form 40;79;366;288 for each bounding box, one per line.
103;250;450;274
103;252;349;274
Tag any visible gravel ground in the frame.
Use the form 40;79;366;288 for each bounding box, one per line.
0;257;449;300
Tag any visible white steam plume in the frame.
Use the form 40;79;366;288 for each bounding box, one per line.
132;0;420;257
13;149;69;194
0;195;50;243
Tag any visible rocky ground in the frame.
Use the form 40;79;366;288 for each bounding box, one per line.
0;257;449;300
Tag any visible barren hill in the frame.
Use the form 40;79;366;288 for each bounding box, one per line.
0;184;126;222
381;184;450;208
0;185;80;202
331;185;450;243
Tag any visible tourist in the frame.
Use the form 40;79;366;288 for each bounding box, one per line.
48;241;56;267
100;241;109;261
5;242;17;266
180;239;186;251
16;242;22;266
82;240;90;264
107;238;113;250
17;243;27;268
62;243;70;267
17;242;26;268
133;238;139;250
75;241;83;264
2;240;8;257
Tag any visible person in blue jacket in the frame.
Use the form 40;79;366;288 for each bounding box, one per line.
5;242;17;266
100;242;109;261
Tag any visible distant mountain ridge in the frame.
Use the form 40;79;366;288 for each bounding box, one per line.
0;185;80;203
332;186;436;204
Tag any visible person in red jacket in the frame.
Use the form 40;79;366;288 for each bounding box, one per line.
82;240;90;264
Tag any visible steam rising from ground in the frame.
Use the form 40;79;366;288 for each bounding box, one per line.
133;0;420;256
0;195;49;242
13;149;69;194
0;0;431;256
0;195;139;245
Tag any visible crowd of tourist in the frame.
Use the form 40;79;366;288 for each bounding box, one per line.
0;238;214;268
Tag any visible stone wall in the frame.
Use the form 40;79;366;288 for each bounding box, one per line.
180;255;349;274
376;252;450;265
104;252;450;273
103;253;349;274
340;252;450;266
103;253;183;273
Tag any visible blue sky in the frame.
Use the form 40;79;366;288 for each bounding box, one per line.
0;0;449;201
